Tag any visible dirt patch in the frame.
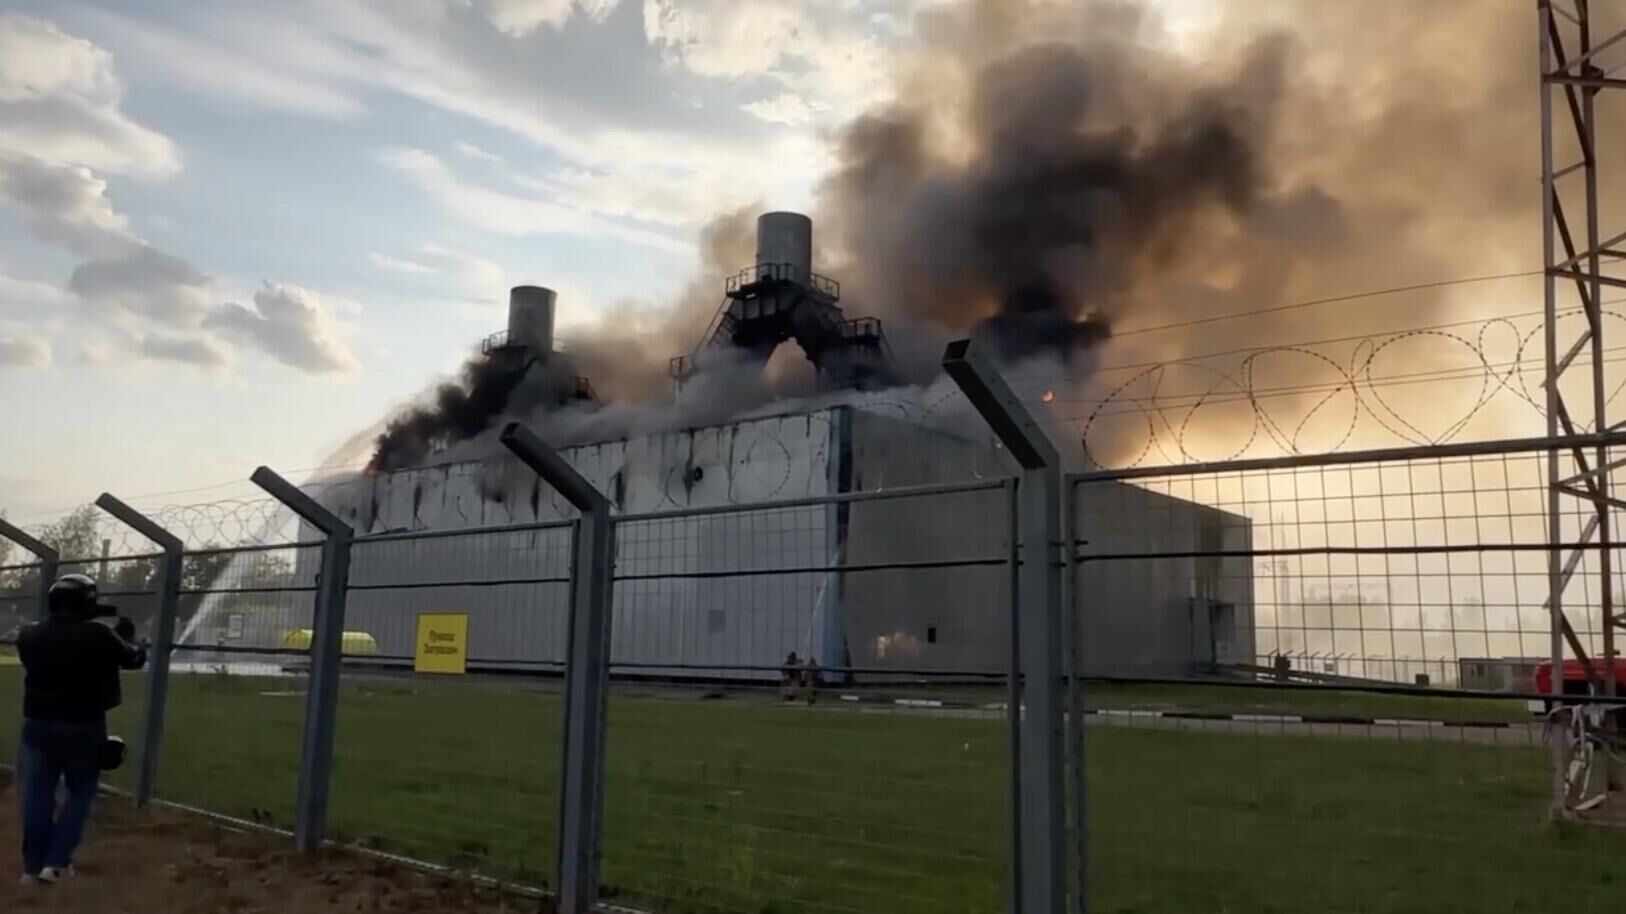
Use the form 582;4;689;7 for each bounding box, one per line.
0;780;547;913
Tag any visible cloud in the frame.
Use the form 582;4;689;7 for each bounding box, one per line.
370;251;440;274
81;0;833;228
207;282;361;374
479;0;623;36
641;0;806;77
640;0;893;111
379;146;691;253
372;241;509;306
0;267;70;307
76;7;364;119
0;332;50;369
0;13;179;174
419;242;508;291
742;91;817;125
0;19;314;378
453;141;503;163
0;155;133;256
0;154;225;357
136;331;233;370
0;153;347;376
0;155;354;376
68;245;215;327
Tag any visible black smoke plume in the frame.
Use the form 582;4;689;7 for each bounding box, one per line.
817;14;1276;378
366;0;1572;472
365;207;763;472
367;351;582;473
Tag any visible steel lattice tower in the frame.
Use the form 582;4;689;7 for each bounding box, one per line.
1541;0;1626;810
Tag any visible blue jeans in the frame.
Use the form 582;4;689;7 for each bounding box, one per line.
18;718;104;876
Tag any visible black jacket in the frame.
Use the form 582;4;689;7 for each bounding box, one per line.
18;615;147;723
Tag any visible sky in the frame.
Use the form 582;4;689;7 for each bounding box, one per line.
0;0;1570;532
0;0;1067;523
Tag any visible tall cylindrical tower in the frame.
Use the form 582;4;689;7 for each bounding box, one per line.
755;212;813;282
507;285;556;353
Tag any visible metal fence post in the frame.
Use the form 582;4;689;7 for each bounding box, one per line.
0;515;60;622
500;422;614;914
250;466;353;854
1062;477;1086;914
943;340;1069;914
1004;477;1023;914
94;494;182;807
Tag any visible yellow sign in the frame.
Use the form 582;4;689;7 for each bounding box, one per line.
414;614;470;675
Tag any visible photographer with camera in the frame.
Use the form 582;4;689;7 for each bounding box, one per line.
15;574;146;887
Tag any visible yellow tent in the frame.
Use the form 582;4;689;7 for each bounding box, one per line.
280;629;379;656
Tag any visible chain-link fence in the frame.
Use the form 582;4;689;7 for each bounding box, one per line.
158;543;318;823
600;483;1014;914
1072;440;1626;685
0;558;35;771
327;522;573;879
1068;435;1626;912
9;430;1626;913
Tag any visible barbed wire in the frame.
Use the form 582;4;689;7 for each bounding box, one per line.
10;304;1623;551
1069;306;1626;469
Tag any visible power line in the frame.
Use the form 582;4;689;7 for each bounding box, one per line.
1054;299;1625;420
1060;347;1626;418
0;271;1566;524
1109;270;1544;339
1056;347;1594;407
1091;305;1548;375
3;459;373;523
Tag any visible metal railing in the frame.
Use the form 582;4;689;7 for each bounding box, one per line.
724;262;842;299
481;330;574;356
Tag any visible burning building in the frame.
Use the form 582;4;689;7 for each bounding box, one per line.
196;212;1256;682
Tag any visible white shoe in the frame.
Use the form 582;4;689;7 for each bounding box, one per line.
18;874;42;887
39;865;75;883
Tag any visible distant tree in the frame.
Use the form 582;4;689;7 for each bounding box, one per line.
0;507;101;620
176;547;236;626
35;505;101;561
1453;596;1487;631
185;549;239;593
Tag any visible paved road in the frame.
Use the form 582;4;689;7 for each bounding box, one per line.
833;701;1547;747
1080;709;1546;746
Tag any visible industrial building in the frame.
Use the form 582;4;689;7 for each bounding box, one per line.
190;213;1255;680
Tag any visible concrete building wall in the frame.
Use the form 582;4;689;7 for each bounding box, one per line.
840;411;1012;676
267;404;1254;681
300;409;846;676
1074;482;1256;676
333;409;844;532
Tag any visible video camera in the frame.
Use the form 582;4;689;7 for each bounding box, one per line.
89;604;138;644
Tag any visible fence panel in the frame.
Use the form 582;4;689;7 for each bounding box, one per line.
1070;440;1626;911
155;544;319;823
0;555;163;790
1071;446;1608;686
57;555;162;793
0;560;36;771
324;523;573;879
601;484;1014;914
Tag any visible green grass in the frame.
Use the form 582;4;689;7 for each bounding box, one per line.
0;668;1621;914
